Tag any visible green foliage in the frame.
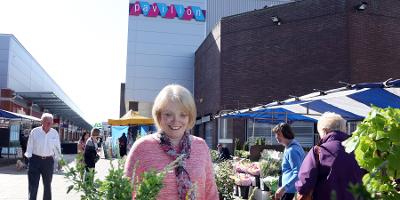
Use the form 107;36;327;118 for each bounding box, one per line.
135;169;165;200
243;141;249;151
255;137;266;146
259;159;281;178
98;159;133;200
61;153;185;200
215;160;235;200
343;107;400;199
63;154;104;200
210;150;219;163
234;138;241;153
234;150;250;158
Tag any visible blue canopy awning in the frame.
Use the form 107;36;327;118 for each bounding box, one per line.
222;79;400;123
0;109;20;119
0;109;41;121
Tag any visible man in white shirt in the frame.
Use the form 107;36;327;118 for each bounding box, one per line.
25;113;61;200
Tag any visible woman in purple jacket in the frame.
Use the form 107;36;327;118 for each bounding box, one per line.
295;112;364;200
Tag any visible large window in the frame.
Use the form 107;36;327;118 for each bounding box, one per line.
205;122;213;148
218;118;233;144
246;120;315;147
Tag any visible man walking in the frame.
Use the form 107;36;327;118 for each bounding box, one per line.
25;113;61;200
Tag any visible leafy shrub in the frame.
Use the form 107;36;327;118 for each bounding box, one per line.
343;107;400;199
215;160;235;200
210;150;219;163
62;153;185;200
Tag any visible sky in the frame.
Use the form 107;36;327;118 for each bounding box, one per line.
0;0;129;125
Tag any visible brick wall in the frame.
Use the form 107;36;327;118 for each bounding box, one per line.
194;0;400;145
348;0;400;83
194;24;222;116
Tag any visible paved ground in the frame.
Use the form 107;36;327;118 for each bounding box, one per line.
0;155;115;200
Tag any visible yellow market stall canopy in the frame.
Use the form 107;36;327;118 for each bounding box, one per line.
108;110;154;126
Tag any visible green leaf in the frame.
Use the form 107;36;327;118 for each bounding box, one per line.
342;135;359;153
387;151;400;171
67;185;74;194
376;130;389;140
375;139;390;152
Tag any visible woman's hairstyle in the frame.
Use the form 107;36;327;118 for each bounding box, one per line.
272;122;295;139
317;112;346;136
80;132;89;141
91;128;101;137
152;84;197;131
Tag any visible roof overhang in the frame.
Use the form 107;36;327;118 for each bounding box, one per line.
16;92;92;130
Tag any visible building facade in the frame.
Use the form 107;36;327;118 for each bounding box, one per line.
0;34;91;143
206;0;293;34
194;0;400;149
124;0;206;117
122;0;293;119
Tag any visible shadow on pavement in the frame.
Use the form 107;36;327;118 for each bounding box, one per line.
0;154;78;175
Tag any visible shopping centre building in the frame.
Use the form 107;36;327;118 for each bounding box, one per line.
194;0;400;149
0;34;91;152
122;0;293;119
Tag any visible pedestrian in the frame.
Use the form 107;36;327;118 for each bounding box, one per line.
272;122;305;200
295;112;364;200
20;130;29;164
25;113;61;200
84;128;101;172
124;84;218;200
77;132;90;154
217;143;231;160
118;133;127;157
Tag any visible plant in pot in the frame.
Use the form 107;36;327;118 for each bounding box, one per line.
262;176;279;199
259;158;282;191
249;137;267;161
215;160;235;200
232;173;253;199
210;149;219;163
247;162;261;188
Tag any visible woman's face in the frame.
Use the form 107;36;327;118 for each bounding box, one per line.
159;101;189;140
84;133;89;141
275;131;284;145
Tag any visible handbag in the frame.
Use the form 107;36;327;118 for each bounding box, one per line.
296;145;321;200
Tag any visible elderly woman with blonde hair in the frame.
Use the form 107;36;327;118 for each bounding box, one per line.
295;112;364;200
124;84;218;200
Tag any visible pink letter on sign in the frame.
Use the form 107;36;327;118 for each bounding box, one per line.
147;3;159;17
165;4;176;19
130;1;141;16
183;6;194;20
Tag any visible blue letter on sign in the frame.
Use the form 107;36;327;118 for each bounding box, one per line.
192;6;205;21
157;3;168;17
174;4;185;19
139;1;150;16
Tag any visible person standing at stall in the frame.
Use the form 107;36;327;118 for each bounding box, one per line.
272;122;305;200
119;133;128;157
25;113;61;200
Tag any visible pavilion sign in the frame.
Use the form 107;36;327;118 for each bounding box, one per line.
129;1;206;22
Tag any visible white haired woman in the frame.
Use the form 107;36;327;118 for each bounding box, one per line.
295;112;364;200
124;84;218;200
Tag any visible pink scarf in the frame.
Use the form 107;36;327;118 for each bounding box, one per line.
159;132;195;200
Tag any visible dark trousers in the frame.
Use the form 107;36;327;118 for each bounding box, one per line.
28;155;54;200
281;193;295;200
